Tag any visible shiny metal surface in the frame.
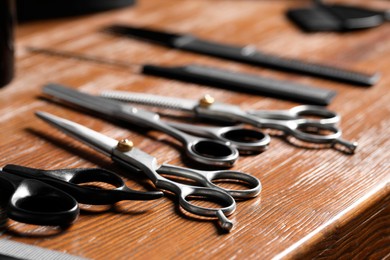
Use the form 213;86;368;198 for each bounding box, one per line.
101;91;271;153
248;105;340;126
167;121;270;153
101;91;357;153
36;112;262;231
43;84;239;167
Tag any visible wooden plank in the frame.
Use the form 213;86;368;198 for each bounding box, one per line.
1;0;389;258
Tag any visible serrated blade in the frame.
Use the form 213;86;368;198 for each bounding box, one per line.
101;91;198;112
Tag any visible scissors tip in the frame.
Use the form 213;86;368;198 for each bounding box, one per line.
36;111;69;131
36;111;59;123
35;110;48;118
36;112;61;129
35;110;118;157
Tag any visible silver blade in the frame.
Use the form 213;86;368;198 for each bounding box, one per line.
36;111;164;183
100;91;198;112
36;111;118;157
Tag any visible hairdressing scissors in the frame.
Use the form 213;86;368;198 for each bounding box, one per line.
0;165;163;226
42;83;239;167
101;91;357;153
36;111;262;231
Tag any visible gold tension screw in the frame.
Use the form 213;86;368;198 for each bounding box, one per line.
199;94;215;107
116;139;134;152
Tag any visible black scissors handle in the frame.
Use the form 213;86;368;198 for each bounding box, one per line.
0;171;79;226
3;165;163;205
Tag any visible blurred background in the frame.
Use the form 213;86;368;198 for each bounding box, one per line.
16;0;137;21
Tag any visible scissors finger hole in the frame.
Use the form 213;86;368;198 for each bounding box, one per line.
77;181;117;190
181;189;235;216
210;172;261;198
160;173;201;186
296;123;339;138
212;179;255;191
286;123;341;148
15;195;74;213
192;140;235;158
185;196;232;212
296;111;333;120
78;204;112;213
292;106;339;123
222;129;267;143
10;194;78;226
70;169;124;190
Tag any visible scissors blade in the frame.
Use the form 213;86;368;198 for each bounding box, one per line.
36;111;117;157
36;111;161;180
35;112;236;230
100;91;198;112
43;83;127;117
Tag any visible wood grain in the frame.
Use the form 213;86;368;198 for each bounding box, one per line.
1;0;389;259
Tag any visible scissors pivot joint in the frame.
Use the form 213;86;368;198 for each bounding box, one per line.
199;94;215;108
117;139;134;152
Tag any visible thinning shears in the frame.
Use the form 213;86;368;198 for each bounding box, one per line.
42;83;240;167
36;111;262;231
101;91;357;153
0;165;163;226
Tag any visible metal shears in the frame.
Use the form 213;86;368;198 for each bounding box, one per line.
42;83;242;167
101;91;357;153
0;165;163;226
36;111;262;231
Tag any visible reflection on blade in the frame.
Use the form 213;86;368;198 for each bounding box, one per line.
36;111;117;157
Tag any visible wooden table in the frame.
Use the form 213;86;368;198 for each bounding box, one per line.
1;0;389;259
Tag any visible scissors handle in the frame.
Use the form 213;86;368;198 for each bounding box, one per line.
281;121;357;151
249;105;340;125
0;171;79;226
205;169;262;199
3;164;163;205
153;169;237;230
197;103;357;152
128;110;240;167
167;121;270;154
177;185;236;231
156;164;261;231
157;164;262;199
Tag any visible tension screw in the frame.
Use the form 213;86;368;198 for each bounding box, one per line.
199;94;215;107
117;139;134;152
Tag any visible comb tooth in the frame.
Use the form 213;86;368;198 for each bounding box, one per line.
101;92;193;111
